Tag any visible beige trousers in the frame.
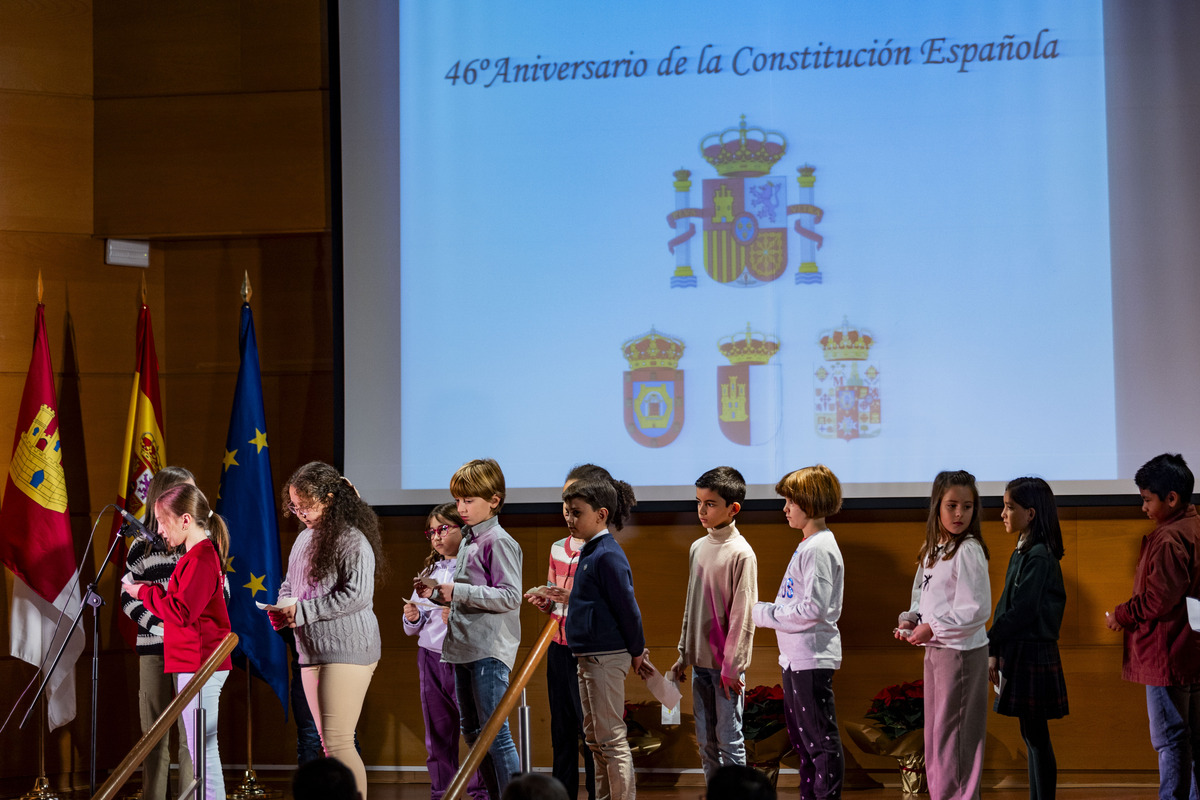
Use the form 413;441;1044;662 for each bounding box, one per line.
301;661;378;799
578;652;636;800
138;654;191;800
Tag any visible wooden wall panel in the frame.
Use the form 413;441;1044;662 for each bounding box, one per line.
0;93;92;234
92;1;329;238
156;236;335;478
93;92;329;238
93;1;326;98
0;0;91;95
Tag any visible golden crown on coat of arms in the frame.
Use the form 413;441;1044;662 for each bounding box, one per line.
622;327;685;370
700;115;788;178
819;316;875;361
719;323;780;365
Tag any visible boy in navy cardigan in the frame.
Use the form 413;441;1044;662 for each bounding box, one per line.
562;475;651;800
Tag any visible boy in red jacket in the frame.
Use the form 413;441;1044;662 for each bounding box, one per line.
1108;453;1200;800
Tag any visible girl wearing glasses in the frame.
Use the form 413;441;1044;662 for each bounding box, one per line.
404;504;488;800
269;462;388;800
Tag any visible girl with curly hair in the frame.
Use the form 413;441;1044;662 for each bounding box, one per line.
269;462;388;799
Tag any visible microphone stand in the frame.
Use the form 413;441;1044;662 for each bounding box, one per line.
20;518;134;797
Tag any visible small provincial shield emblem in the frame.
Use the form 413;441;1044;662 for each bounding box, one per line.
622;328;686;447
717;324;782;446
814;317;881;441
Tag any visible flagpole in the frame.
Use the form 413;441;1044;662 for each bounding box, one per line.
20;692;62;800
228;667;280;800
228;272;279;800
11;277;64;800
24;270;59;800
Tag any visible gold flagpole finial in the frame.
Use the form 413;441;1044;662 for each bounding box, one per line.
37;272;43;304
140;273;146;306
241;271;252;303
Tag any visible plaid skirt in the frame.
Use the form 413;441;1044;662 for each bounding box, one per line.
995;640;1069;719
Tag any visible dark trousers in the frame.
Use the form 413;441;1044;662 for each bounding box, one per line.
420;647;488;800
548;642;596;800
782;667;844;800
1019;715;1056;800
283;628;323;763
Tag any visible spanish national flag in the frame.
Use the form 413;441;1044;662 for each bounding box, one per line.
111;303;166;646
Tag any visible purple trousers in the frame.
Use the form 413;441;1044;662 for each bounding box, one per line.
419;647;488;800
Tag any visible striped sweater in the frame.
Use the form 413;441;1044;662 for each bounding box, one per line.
120;538;180;656
547;535;585;646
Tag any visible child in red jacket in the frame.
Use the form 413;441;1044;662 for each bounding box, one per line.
124;483;232;800
1107;453;1200;800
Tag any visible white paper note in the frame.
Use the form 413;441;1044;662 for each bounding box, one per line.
640;656;683;709
256;596;298;611
1187;597;1200;631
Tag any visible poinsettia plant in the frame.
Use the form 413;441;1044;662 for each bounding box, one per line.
743;684;787;742
864;679;923;740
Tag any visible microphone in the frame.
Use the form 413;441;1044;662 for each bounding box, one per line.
117;508;156;543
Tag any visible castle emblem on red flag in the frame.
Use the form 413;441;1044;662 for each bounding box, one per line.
718;324;782;446
9;404;68;513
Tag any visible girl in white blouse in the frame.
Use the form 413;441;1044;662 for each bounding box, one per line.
895;470;991;800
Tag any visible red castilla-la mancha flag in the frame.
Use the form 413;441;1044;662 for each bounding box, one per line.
111;303;166;647
0;300;85;730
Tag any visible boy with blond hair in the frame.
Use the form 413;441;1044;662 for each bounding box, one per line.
417;458;522;800
671;466;758;780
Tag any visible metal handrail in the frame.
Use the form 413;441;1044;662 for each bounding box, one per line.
443;618;559;800
92;632;239;800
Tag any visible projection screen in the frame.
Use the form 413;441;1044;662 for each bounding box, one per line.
338;1;1200;507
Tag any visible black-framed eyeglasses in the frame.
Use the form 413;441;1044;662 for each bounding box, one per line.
424;524;459;540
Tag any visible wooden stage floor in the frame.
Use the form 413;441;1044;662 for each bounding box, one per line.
25;773;1165;799
245;780;1161;800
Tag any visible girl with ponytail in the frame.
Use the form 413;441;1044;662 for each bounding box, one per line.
122;483;232;800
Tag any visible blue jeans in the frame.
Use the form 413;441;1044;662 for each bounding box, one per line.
692;666;746;781
1147;685;1200;800
176;670;229;800
456;658;521;800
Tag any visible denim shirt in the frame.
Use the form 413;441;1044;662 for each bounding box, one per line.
440;515;523;670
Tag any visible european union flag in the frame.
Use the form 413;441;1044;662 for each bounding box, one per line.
216;301;288;709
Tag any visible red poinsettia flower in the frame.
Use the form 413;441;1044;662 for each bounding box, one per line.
865;679;924;739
